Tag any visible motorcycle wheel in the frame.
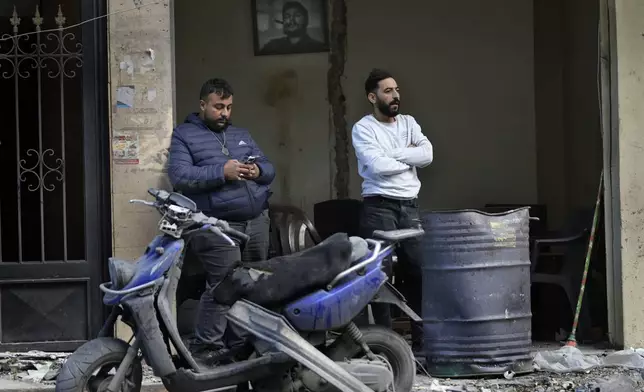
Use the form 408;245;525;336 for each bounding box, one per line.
55;337;143;392
328;325;415;392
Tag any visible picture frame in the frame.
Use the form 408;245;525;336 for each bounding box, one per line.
251;0;330;56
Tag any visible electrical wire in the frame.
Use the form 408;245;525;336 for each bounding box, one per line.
0;0;166;42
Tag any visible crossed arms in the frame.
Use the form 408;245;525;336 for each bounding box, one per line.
352;118;433;176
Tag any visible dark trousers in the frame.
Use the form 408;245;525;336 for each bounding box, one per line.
189;209;270;350
356;196;424;347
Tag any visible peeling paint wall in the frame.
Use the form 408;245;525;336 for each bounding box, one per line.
108;0;174;261
614;0;644;348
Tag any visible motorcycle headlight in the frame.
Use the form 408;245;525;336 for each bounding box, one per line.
108;258;137;290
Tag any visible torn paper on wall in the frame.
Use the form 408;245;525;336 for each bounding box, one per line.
116;85;135;109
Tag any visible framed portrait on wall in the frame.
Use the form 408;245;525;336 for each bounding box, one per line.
251;0;330;56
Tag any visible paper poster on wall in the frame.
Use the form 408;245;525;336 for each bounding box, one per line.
116;85;135;108
112;132;140;164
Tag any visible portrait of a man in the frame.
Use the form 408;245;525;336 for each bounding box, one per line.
252;0;329;56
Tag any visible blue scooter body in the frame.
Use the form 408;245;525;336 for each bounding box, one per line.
103;234;394;332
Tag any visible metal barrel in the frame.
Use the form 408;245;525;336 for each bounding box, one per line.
420;207;533;377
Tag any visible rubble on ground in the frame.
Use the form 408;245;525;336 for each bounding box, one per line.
0;351;66;384
415;369;644;391
414;346;644;392
0;350;159;387
1;346;644;391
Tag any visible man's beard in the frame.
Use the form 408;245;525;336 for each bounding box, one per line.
205;116;230;132
377;98;400;118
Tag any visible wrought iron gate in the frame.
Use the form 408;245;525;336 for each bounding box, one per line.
0;0;109;352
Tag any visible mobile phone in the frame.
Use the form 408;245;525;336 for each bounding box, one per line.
244;156;258;164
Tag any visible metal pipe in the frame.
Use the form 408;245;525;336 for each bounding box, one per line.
327;239;383;289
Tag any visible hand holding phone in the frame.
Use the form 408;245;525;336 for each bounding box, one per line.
240;156;260;179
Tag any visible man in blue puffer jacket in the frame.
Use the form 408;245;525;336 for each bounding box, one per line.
168;78;275;366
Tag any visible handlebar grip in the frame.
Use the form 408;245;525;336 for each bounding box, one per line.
223;227;250;243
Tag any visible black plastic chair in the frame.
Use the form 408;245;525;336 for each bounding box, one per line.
530;209;596;339
269;205;322;256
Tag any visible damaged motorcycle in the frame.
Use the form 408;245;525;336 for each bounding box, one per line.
55;188;424;392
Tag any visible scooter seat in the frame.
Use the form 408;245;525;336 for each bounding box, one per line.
349;236;370;262
213;233;354;307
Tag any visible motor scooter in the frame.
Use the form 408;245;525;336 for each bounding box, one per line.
55;188;424;392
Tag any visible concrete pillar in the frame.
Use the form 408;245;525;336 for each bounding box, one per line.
108;0;175;338
614;0;644;347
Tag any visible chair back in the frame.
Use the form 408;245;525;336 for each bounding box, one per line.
269;205;322;256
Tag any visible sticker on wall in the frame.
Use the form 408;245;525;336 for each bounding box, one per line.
116;85;135;108
112;131;140;165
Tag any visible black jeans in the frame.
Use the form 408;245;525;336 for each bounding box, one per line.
357;196;424;347
189;209;270;350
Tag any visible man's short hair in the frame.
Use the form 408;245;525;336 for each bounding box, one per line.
200;78;234;101
364;68;394;96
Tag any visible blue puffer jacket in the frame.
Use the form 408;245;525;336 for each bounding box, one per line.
168;113;275;221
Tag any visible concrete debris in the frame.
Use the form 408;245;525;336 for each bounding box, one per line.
0;350;160;389
0;351;68;361
414;367;644;392
427;379;449;391
2;347;644;391
0;351;66;385
593;374;639;392
20;363;53;384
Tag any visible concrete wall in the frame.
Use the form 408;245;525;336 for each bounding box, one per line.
614;0;644;348
108;0;175;338
108;0;175;261
174;0;538;218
